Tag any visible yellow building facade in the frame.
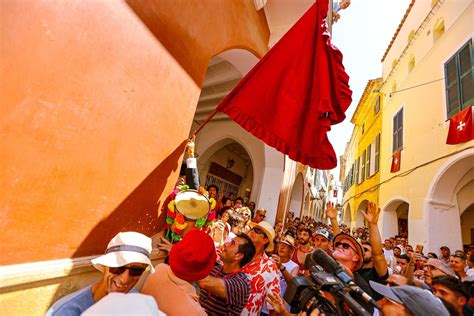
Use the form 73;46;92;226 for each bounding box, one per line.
341;79;383;229
377;0;473;252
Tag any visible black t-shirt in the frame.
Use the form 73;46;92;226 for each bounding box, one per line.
358;267;389;301
352;271;375;314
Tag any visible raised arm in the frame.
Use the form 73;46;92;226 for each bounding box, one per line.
326;202;341;236
360;202;388;277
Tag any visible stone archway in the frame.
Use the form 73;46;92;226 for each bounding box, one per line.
426;149;474;251
381;197;410;240
290;173;305;218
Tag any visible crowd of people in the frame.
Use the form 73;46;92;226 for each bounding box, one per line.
46;140;473;316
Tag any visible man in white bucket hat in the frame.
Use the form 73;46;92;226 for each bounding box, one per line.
46;231;153;316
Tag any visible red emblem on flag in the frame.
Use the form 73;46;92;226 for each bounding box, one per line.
391;150;401;173
216;1;352;170
446;106;473;145
333;190;338;198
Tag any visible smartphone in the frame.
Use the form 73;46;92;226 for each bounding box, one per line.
415;245;424;253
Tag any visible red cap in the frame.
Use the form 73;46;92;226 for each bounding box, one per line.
169;229;216;282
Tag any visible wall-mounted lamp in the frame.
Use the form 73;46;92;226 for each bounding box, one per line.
317;187;326;200
226;158;235;169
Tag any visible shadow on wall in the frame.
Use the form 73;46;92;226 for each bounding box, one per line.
72;139;186;258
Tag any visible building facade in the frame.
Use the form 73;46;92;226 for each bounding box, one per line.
341;0;473;253
341;79;383;229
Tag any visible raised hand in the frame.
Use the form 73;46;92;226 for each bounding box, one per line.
156;236;173;254
325;201;337;220
360;201;380;225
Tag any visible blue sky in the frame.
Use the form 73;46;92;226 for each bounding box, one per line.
328;0;412;182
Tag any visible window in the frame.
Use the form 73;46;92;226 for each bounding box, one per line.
407;30;415;43
433;17;445;42
366;144;371;179
445;40;473;118
393;108;403;152
374;95;381;114
355;158;359;185
375;134;380;173
361;150;366;182
408;55;415;73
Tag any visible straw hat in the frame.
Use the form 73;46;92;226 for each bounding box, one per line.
174;190;210;220
91;232;153;272
249;221;275;252
280;235;296;248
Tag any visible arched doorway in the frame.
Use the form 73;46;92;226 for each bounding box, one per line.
343;204;351;226
426;150;474;251
193;49;284;224
461;203;474;245
381;198;410;240
198;139;253;200
355;200;368;227
290;173;304;217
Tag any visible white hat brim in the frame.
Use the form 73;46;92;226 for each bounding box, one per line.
91;251;154;273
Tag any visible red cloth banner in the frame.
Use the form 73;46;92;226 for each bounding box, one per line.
390;150;401;173
216;1;352;170
333;190;338;198
446;106;473;145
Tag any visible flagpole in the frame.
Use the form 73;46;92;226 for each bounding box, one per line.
328;0;334;37
189;108;219;139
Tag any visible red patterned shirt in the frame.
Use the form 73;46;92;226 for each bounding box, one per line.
241;253;281;315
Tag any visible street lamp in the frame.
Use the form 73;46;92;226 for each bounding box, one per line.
318;187;326;200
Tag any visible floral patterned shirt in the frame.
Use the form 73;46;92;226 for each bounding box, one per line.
241;253;281;315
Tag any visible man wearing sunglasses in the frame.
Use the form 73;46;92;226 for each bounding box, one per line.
242;221;281;315
251;208;267;224
47;232;153;316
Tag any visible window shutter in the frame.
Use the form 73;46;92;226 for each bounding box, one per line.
369;141;376;176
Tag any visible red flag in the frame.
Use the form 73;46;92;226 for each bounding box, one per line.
216;1;351;170
446;106;473;145
333;190;338;198
391;150;401;173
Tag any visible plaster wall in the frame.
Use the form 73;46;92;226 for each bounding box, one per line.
1;0;269;266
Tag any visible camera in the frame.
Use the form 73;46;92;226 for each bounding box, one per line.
283;249;373;316
284;265;341;315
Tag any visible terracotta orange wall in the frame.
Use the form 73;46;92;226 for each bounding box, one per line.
0;0;269;265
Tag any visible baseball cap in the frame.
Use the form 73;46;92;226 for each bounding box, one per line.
370;281;449;316
426;258;456;276
315;229;330;240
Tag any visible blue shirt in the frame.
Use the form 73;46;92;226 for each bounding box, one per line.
46;285;95;316
46;285;138;316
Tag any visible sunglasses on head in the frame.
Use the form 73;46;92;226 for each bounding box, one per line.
335;241;357;252
109;266;146;277
252;227;265;235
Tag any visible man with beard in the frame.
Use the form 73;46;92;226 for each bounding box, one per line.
291;227;314;275
47;232;153;316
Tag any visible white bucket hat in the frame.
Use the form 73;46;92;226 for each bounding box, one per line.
91;232;154;273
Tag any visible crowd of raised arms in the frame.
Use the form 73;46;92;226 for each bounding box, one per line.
47;139;473;316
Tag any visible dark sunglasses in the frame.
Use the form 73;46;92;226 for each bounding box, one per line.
257;213;266;218
252;227;265;235
109;266;146;277
335;241;357;252
383;281;400;287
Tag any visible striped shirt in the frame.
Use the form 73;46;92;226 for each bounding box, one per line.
199;263;250;315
